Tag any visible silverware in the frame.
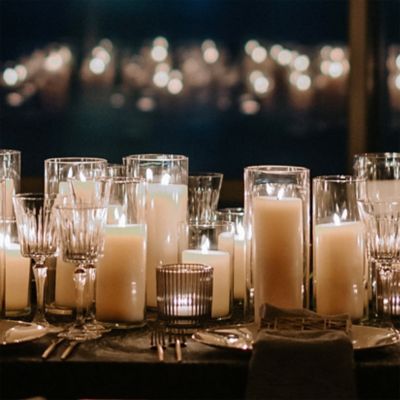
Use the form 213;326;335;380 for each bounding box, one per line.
167;328;187;362
150;328;165;362
60;341;79;360
41;337;65;360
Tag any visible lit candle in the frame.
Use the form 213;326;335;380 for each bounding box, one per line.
96;224;146;322
253;196;303;313
146;183;187;308
314;221;365;319
182;249;230;318
0;178;15;220
366;180;400;201
5;242;30;312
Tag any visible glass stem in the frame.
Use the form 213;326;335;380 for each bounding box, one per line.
85;265;96;323
32;262;48;325
73;265;87;327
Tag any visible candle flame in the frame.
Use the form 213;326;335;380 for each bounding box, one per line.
161;173;171;185
201;235;210;253
333;213;341;225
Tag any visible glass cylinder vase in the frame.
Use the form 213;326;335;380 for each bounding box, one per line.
125;154;188;308
313;176;367;321
244;166;310;324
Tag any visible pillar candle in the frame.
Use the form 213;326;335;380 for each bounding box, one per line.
96;224;146;322
182;249;230;318
5;243;30;312
367;180;400;201
314;221;365;319
0;178;15;220
146;183;187;307
253;196;303;315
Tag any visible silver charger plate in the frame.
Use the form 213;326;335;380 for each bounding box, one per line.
0;320;49;345
192;325;400;352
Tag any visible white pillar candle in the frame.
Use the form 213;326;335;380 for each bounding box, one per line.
314;221;365;319
96;224;146;322
55;257;77;308
5;243;30;312
0;178;15;220
253;196;303;314
146;183;187;307
182;249;231;318
233;237;246;300
367;180;400;201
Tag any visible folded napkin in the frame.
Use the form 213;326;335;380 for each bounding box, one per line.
246;304;357;400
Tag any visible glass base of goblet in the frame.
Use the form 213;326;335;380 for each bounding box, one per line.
58;324;102;341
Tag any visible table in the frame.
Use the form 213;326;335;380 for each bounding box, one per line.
1;324;399;400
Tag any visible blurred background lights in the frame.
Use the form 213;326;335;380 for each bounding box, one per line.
320;45;332;59
270;44;283;61
44;52;64;71
203;47;219;64
3;68;18;86
137;96;156;112
293;55;310;71
89;57;106;74
15;65;27;82
330;47;345;61
92;46;111;64
396;54;400;70
167;77;183;94
245;40;259;56
240;96;260;115
6;92;24;107
328;61;344;78
251;46;267;63
249;70;263;84
277;49;292;66
151;45;168;62
153;36;168;49
253;76;270;94
395;74;400;90
153;70;169;87
295;74;311;91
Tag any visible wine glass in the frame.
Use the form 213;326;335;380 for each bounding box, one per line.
56;202;107;341
12;193;59;330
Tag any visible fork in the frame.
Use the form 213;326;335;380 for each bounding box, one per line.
150;327;166;362
167;328;187;362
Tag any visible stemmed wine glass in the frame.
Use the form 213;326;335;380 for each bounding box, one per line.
12;193;59;330
56;202;107;341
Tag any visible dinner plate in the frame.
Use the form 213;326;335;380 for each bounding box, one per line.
192;325;400;352
0;320;49;345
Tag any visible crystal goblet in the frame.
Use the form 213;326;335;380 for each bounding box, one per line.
12;193;59;330
56;203;107;341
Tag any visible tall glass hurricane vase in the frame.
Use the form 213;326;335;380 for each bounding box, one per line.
244;166;310;325
125;154;188;308
12;193;58;329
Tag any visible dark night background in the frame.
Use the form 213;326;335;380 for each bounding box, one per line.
0;0;399;189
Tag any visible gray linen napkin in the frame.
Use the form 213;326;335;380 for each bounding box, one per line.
246;304;357;400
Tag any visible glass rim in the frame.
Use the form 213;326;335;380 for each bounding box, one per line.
45;157;108;164
0;149;21;156
216;207;244;216
13;192;57;200
55;203;108;211
245;165;309;174
185;220;234;229
157;263;213;273
354;152;400;160
313;175;366;184
189;172;223;178
124;154;188;162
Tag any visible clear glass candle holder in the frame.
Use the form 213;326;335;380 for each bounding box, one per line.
125;154;188;309
313;176;367;322
179;221;234;321
188;172;223;223
244;166;310;325
1;149;21;318
96;177;147;329
156;263;213;328
44;157;108;317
